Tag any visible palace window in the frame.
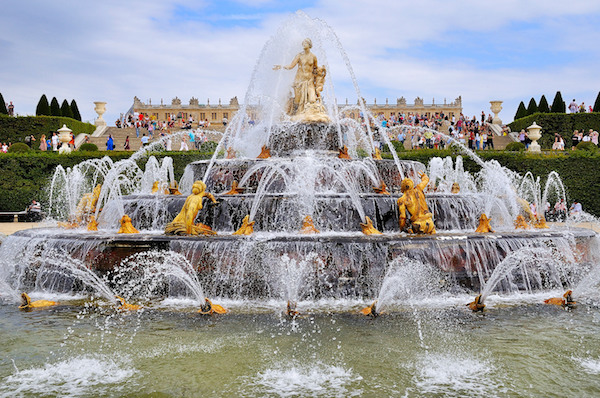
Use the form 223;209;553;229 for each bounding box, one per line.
223;113;228;119
211;113;217;120
200;113;205;120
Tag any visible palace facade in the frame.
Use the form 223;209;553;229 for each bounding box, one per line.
132;95;462;124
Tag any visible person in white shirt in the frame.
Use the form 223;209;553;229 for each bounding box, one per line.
51;133;59;151
569;99;578;113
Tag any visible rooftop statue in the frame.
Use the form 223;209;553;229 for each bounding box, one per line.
273;38;330;123
397;172;436;234
165;180;217;236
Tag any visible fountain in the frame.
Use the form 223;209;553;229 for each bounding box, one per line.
2;12;600;396
1;15;597;306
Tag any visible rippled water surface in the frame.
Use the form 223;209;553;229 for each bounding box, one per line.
2;296;600;397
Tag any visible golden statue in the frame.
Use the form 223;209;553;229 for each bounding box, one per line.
197;298;228;315
475;214;494;233
75;184;102;223
467;294;485;312
168;181;182;195
257;145;271;159
514;214;529;229
338;146;350;159
152;181;169;194
19;293;58;310
360;301;380;317
373;181;390;195
544;290;576;308
87;216;99;231
372;148;383;160
397;172;436;234
225;181;245;195
226;147;236;159
451;182;460;194
286;300;300;319
115;296;142;311
273;38;330;123
533;216;549;229
300;215;319;234
165;180;218;236
233;215;255;235
118;215;139;234
360;216;382;235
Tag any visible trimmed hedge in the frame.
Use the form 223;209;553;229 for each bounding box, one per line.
2;149;600;217
0;114;96;144
509;112;600;149
79;143;99;152
0;151;213;212
505;142;526;152
7;143;31;153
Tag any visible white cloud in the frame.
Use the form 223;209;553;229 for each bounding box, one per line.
1;0;599;125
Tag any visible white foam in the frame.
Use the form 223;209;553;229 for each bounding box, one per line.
0;355;136;397
573;356;600;374
248;361;362;397
412;353;505;398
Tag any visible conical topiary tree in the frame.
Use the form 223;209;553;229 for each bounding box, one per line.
36;94;50;116
50;97;61;116
514;101;527;120
70;99;81;121
551;91;566;113
538;95;550;113
0;92;7;115
526;97;538;116
60;99;73;119
593;91;600;113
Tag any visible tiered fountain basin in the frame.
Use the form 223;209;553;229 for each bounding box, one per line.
10;223;595;298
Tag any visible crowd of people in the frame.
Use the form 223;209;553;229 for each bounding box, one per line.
363;111;499;151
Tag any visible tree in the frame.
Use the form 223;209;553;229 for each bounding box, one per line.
538;95;550;113
50;97;61;116
550;91;566;113
60;99;73;119
593;92;600;113
70;99;81;121
36;94;50;116
0;92;7;115
526;97;538;116
514;101;527;120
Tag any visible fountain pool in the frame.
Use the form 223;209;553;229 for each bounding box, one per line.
2;11;600;397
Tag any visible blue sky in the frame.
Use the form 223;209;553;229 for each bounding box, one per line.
1;0;600;126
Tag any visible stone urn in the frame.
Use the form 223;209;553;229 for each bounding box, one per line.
57;124;72;154
527;122;542;152
94;101;107;127
489;101;503;125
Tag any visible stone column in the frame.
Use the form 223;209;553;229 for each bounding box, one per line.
94;101;107;127
489;101;503;125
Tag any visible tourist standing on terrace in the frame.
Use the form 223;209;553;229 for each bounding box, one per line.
51;132;59;151
569;99;578;113
7;102;14;116
124;136;130;151
106;135;114;151
39;135;47;151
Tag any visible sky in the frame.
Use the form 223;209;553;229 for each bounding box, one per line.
1;0;600;126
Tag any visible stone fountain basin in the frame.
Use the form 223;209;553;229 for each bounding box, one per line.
11;227;596;298
123;192;490;233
